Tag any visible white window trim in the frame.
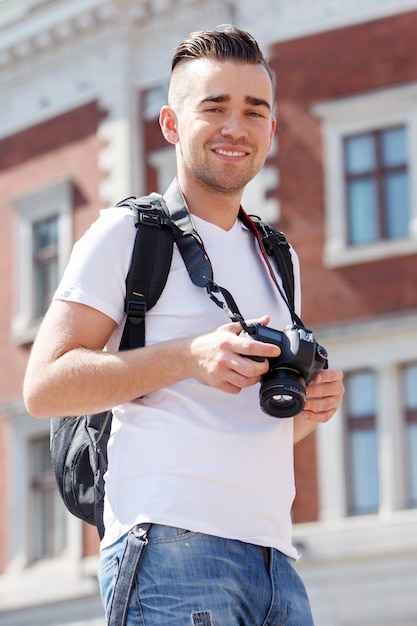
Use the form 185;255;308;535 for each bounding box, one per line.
11;179;73;344
312;82;417;268
148;146;176;194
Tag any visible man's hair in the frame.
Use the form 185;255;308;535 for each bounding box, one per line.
171;24;275;85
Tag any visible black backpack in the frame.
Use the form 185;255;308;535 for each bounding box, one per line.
50;179;296;540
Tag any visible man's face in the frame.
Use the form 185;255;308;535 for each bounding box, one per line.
164;58;276;196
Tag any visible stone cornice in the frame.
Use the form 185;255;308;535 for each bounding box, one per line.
0;0;200;77
0;1;112;67
2;0;416;80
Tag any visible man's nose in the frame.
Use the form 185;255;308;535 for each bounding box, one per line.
221;112;248;140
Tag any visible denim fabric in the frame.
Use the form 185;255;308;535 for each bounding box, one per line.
98;524;314;626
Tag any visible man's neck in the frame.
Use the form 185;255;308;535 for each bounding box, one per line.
177;176;243;231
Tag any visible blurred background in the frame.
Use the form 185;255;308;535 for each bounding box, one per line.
0;1;417;624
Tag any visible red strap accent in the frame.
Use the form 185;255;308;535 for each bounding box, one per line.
238;207;281;289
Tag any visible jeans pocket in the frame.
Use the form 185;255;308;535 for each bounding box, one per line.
147;524;196;544
98;555;119;616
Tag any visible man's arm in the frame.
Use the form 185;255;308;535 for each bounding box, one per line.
23;301;281;418
293;367;344;443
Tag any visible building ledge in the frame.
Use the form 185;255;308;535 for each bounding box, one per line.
293;509;417;562
0;554;100;613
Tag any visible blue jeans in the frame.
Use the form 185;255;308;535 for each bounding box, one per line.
98;524;314;626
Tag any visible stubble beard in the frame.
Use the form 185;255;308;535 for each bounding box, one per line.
193;169;250;196
186;150;262;197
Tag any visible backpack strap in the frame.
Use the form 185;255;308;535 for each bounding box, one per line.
117;180;213;351
163;179;213;288
117;194;175;351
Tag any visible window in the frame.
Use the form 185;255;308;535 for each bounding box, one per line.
3;403;98;612
312;82;417;267
315;310;417;524
12;179;73;344
29;435;67;561
344;127;409;245
403;363;417;506
33;216;59;318
345;370;379;515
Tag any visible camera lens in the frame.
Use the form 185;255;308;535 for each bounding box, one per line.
259;369;306;418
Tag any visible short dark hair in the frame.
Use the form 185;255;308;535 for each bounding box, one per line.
171;24;275;85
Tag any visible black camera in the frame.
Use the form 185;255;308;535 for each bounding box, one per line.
242;323;328;418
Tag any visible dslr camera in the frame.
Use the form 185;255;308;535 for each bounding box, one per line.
242;323;328;418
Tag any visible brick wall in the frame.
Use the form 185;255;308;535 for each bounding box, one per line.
0;421;10;572
293;434;319;523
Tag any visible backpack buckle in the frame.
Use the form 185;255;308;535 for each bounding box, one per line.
137;212;164;228
126;299;146;324
263;232;289;255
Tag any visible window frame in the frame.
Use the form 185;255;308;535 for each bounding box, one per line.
33;215;59;319
344;370;380;516
11;179;73;344
344;126;409;244
402;363;417;507
312;82;417;268
28;434;68;562
0;402;100;612
3;401;81;571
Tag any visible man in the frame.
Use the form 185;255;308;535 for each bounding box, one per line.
24;25;344;625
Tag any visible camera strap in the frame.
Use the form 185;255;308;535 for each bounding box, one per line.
162;178;298;329
206;279;247;326
162;180;252;326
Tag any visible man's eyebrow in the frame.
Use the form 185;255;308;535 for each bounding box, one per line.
200;94;230;105
245;95;271;111
200;94;271;111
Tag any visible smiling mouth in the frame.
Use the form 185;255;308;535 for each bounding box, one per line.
215;148;247;157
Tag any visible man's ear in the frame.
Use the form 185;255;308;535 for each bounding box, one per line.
159;106;179;145
269;116;277;152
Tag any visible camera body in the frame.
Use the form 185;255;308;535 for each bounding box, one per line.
242;323;328;418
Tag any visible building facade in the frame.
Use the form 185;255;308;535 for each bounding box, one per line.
0;0;416;624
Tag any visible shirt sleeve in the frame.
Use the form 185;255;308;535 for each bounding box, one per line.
54;206;136;324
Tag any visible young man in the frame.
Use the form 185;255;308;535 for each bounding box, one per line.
24;25;344;625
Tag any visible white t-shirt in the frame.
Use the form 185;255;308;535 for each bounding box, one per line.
54;197;302;559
